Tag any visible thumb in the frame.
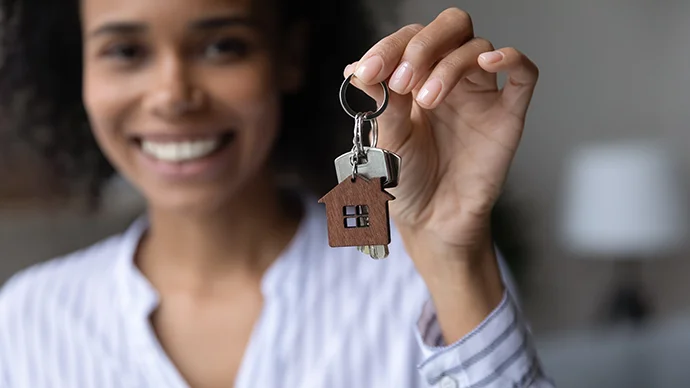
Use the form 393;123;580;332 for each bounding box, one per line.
343;62;413;151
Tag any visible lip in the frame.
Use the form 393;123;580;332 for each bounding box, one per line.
133;131;236;181
129;129;232;142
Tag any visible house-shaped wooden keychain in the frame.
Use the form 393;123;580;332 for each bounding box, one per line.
318;176;395;247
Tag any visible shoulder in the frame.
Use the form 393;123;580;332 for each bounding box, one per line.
0;226;135;332
1;231;124;296
0;224;143;383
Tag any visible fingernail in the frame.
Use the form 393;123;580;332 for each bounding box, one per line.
479;50;504;64
390;62;413;93
417;78;443;106
344;63;355;76
354;55;384;83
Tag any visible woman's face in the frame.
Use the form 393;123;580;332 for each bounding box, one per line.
82;0;301;213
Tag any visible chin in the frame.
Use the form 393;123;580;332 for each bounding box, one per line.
144;183;242;217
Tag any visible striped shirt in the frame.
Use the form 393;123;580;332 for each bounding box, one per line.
0;193;553;387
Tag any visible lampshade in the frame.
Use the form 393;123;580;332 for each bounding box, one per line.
560;139;689;259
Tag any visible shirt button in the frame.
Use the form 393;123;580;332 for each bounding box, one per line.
439;375;458;388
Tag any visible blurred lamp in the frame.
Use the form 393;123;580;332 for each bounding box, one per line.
560;139;689;323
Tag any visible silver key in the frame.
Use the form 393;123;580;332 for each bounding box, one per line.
358;245;389;259
384;151;402;189
335;147;400;259
334;147;401;188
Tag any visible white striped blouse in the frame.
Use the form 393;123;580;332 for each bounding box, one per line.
0;194;553;387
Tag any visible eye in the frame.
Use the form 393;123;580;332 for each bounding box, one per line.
204;37;249;60
102;43;148;62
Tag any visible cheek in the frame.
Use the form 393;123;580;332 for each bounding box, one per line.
207;63;283;162
82;67;140;171
213;63;280;123
83;66;140;123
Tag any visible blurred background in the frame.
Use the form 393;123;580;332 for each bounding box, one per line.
2;1;690;387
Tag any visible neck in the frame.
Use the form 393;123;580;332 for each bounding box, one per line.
136;171;303;289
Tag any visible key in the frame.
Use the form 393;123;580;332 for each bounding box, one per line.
384;151;402;189
334;147;401;188
362;245;389;259
334;147;400;259
321;78;400;259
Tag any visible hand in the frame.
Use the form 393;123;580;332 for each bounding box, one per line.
344;8;539;263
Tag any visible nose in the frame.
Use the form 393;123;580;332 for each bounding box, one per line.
143;54;206;118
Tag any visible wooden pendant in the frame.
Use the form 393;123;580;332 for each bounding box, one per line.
318;175;395;247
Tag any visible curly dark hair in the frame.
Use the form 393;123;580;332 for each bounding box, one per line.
0;0;391;202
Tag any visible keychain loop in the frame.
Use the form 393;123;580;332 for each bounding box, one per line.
369;117;378;149
352;113;365;157
339;74;389;121
349;112;380;180
351;113;379;153
350;112;366;179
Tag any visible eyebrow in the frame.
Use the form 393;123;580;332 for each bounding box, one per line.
190;15;253;30
89;15;253;38
89;22;146;38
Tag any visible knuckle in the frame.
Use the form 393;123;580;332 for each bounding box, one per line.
438;53;468;75
406;34;434;55
372;24;424;58
401;23;425;35
373;35;405;58
526;59;540;79
440;7;472;27
434;61;461;79
502;46;540;79
471;37;494;52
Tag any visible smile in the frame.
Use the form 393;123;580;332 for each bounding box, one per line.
136;133;234;163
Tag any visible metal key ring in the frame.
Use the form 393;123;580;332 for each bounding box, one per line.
339;73;389;121
369;116;378;148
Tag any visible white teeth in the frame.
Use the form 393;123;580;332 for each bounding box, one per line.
141;138;221;162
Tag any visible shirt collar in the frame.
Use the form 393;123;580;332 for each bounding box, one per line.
111;190;325;318
113;215;159;319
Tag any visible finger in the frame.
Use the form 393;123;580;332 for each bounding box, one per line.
352;24;423;86
388;7;475;95
414;38;497;109
344;61;386;107
344;62;414;151
478;47;539;118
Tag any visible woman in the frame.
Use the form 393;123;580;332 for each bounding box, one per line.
0;0;550;386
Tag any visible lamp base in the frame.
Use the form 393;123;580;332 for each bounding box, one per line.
607;261;651;325
609;285;650;324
